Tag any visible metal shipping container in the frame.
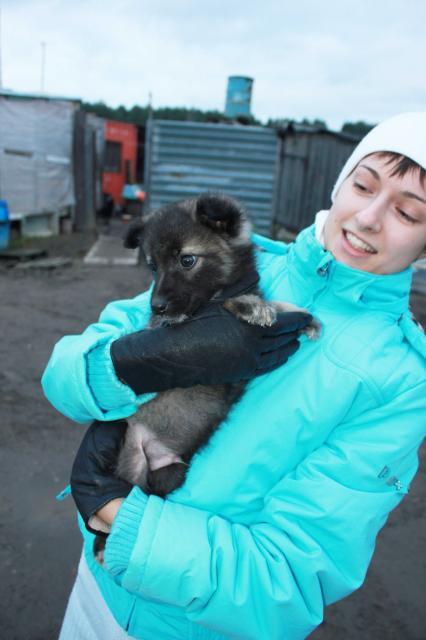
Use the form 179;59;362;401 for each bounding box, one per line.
144;119;278;235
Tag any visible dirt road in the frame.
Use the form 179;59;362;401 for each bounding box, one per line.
0;229;425;639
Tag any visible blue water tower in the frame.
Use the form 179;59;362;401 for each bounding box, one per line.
225;76;254;118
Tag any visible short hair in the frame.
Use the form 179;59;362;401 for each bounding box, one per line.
375;151;426;185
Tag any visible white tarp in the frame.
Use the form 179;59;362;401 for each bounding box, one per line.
0;96;77;216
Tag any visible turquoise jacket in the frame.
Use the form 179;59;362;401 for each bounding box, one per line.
42;224;426;640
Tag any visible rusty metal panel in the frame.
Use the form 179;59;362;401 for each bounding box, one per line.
145;120;278;235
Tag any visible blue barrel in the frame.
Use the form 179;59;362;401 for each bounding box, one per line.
0;200;11;250
225;76;254;118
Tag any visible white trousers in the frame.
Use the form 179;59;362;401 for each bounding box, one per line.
59;551;137;640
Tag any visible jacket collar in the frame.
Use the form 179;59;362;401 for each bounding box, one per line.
289;213;413;316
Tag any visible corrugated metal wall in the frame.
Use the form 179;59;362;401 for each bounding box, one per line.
273;127;358;233
144;119;278;235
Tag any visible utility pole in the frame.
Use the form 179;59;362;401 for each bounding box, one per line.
40;41;46;93
148;92;153;119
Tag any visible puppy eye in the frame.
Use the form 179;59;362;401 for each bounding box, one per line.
180;254;197;269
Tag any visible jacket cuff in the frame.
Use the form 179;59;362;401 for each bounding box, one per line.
86;340;139;411
104;487;149;579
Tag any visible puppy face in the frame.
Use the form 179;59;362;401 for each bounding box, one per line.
124;194;252;322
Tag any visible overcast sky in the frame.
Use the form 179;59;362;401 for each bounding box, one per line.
1;0;425;130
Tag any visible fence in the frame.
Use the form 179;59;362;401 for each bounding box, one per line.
272;124;359;234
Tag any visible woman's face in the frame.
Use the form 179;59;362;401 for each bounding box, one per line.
324;154;426;274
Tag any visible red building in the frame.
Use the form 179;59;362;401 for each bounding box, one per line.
102;120;138;205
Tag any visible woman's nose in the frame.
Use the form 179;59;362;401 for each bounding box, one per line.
355;200;383;233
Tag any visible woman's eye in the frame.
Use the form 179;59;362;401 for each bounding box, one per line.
354;182;368;192
397;209;417;223
180;254;198;269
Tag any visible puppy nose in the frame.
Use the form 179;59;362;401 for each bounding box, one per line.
151;296;169;314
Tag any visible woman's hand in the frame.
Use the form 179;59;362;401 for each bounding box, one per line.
70;420;133;534
95;498;124;528
111;303;312;395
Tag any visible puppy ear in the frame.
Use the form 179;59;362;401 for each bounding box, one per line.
195;194;244;237
123;219;144;248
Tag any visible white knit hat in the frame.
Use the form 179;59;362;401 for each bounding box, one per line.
331;112;426;201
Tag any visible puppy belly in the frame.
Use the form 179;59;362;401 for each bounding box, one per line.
142;426;183;470
118;422;183;488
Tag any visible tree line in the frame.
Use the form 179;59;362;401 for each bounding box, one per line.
82;101;374;137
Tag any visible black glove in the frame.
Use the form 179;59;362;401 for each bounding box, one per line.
111;302;312;396
70;420;133;535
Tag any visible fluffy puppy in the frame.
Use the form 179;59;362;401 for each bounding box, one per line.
114;194;319;497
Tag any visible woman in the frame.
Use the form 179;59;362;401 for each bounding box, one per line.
43;112;426;640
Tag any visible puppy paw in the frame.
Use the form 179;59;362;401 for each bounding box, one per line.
95;548;105;566
271;301;321;340
223;295;277;326
93;535;106;566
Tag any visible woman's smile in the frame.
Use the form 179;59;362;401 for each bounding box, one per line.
341;229;377;256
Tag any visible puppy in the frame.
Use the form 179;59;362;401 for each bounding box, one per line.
113;194;319;499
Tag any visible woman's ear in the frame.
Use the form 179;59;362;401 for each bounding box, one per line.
123;219;144;248
195;193;244;238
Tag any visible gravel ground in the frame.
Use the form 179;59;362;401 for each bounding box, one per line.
0;227;425;640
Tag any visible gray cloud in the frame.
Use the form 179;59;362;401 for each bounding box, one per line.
1;0;425;130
